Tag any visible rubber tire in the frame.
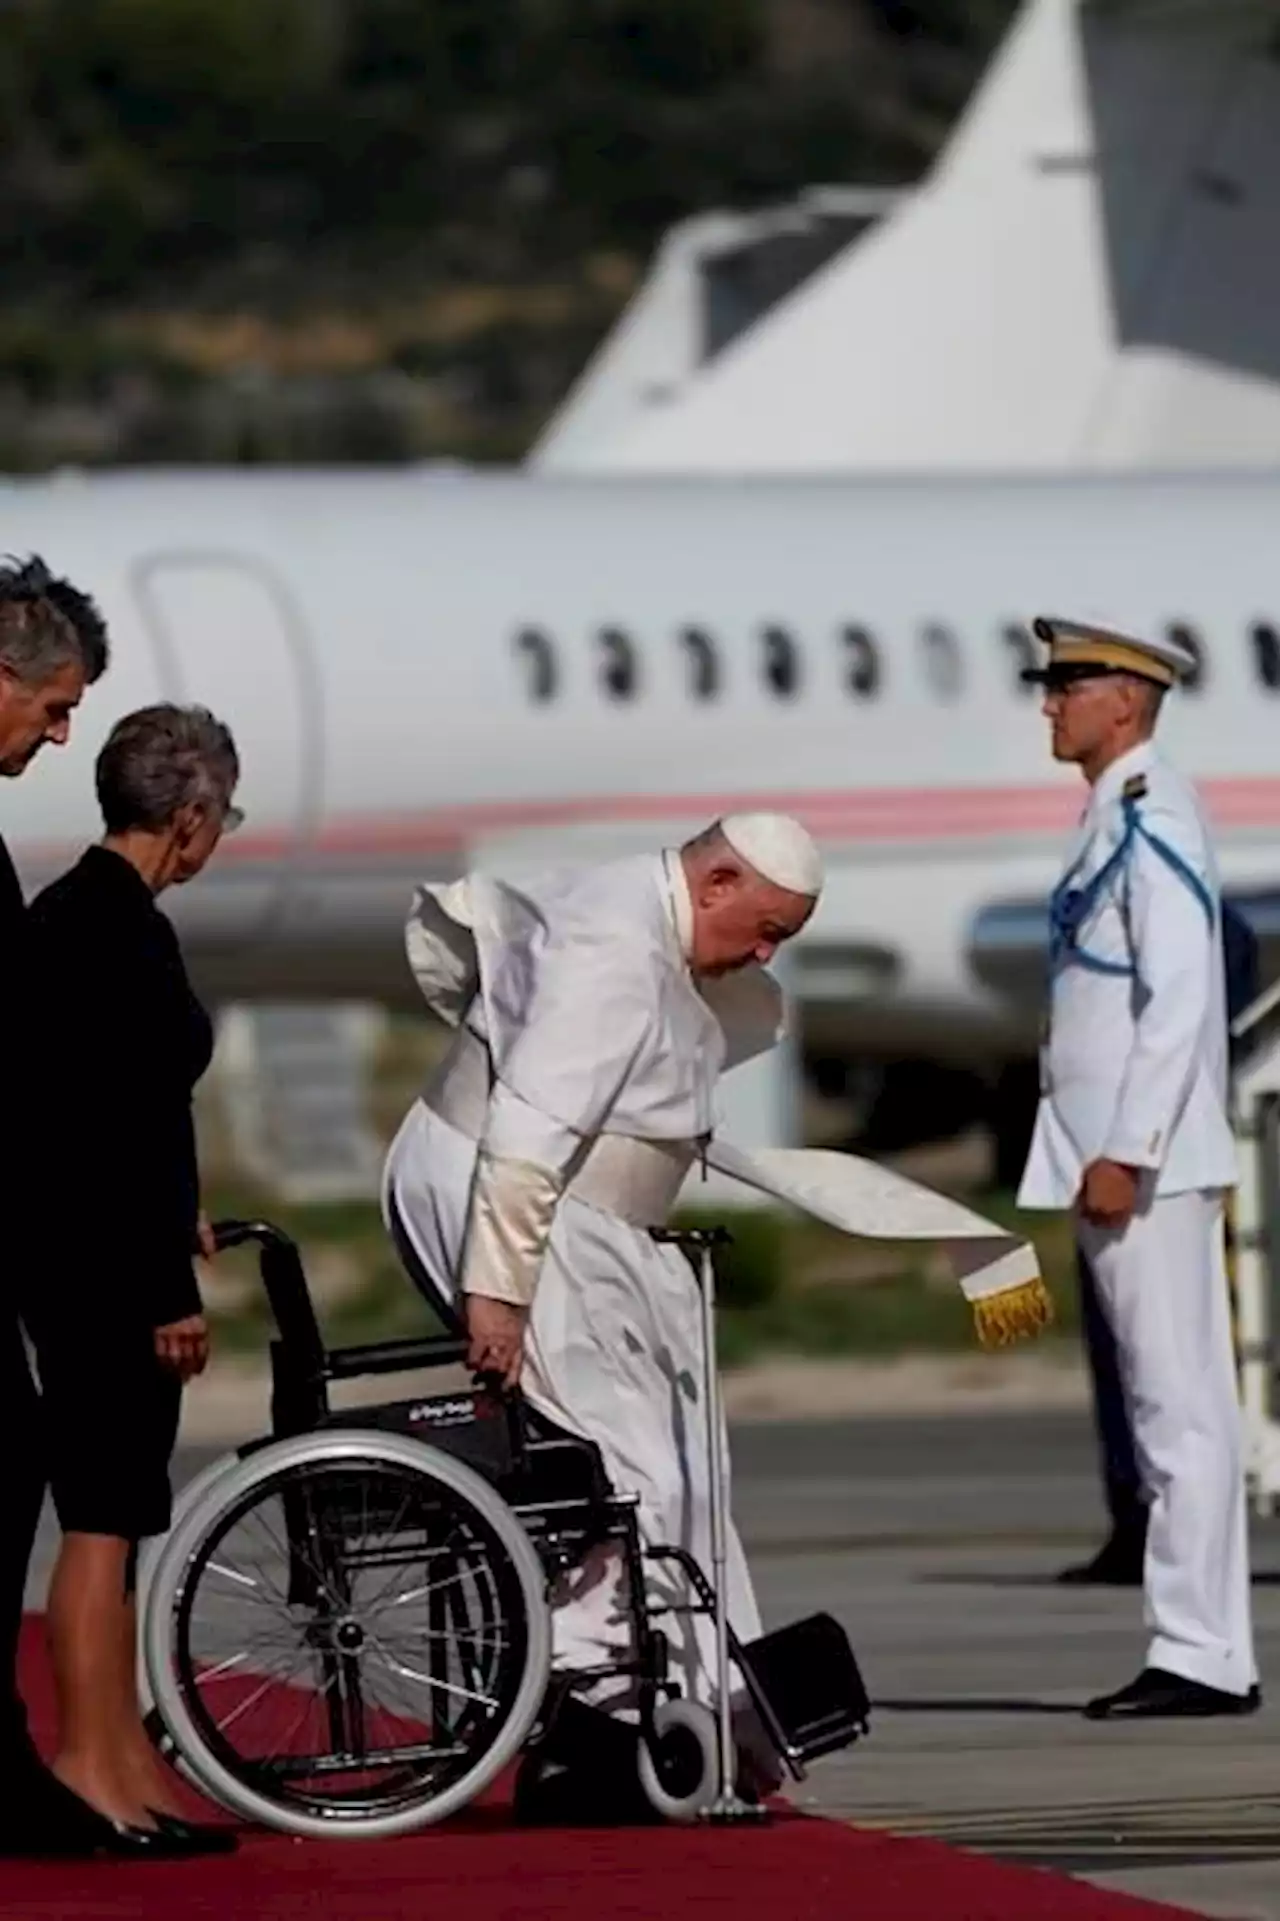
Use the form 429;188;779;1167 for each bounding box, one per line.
637;1699;722;1822
136;1449;242;1736
142;1428;553;1840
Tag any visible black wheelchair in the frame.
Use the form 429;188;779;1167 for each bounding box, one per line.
139;1218;870;1840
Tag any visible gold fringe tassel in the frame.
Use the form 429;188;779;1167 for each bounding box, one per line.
972;1276;1055;1350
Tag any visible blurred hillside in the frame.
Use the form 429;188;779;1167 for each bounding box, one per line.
0;0;1018;469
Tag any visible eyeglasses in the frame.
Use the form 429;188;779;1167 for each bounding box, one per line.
201;800;244;834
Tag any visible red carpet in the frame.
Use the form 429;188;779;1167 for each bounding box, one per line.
9;1616;1199;1921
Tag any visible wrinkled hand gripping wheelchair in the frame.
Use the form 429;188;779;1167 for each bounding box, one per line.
138;1220;870;1839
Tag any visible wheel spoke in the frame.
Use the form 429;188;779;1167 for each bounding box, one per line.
158;1449;537;1826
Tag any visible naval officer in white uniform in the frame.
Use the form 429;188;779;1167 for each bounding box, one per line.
1018;617;1258;1719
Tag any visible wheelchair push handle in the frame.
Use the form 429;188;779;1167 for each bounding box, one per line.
207;1218;515;1409
205;1217;327;1363
207;1218;291;1256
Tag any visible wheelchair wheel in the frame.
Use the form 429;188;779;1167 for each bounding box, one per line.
137;1448;242;1762
143;1429;552;1840
637;1699;721;1821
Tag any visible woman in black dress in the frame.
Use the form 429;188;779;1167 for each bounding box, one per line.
23;704;242;1856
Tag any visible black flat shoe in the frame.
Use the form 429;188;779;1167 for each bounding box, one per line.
1084;1667;1262;1721
148;1810;240;1854
97;1821;197;1858
37;1782;196;1858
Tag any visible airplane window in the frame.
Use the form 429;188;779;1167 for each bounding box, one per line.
513;626;557;702
1166;621;1205;690
1001;622;1037;695
840;624;881;698
760;624;800;698
679;626;720;700
1251;621;1280;691
920;622;963;698
597;625;639;700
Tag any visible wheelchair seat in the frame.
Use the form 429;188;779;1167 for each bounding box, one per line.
316;1387;616;1515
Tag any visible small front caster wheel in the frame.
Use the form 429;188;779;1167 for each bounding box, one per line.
637;1699;722;1822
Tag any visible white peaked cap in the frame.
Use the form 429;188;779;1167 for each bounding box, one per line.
720;812;823;897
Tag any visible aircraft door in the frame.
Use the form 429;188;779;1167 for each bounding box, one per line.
131;552;324;953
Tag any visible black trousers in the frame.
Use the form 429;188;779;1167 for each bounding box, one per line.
0;1311;45;1766
1076;1243;1146;1534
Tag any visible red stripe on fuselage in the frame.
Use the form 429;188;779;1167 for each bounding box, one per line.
233;776;1280;862
18;777;1280;869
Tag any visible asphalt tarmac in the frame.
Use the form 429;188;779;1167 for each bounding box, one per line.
733;1413;1280;1921
27;1409;1280;1918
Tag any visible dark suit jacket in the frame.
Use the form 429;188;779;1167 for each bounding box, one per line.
0;835;21;941
25;846;213;1329
0;834;27;1277
0;832;47;1761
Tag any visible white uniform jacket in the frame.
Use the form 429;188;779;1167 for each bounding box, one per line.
1018;741;1238;1210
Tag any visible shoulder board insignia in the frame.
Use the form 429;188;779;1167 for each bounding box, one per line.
1122;775;1148;800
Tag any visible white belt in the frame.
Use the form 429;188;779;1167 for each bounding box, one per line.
421;1024;698;1229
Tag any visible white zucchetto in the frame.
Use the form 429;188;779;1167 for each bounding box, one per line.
719;812;823;897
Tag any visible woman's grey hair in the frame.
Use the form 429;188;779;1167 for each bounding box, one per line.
96;704;239;834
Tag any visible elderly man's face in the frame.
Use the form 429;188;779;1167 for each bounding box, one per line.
691;871;814;977
0;660;86;776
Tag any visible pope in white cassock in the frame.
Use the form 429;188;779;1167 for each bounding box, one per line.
383;815;817;1755
383;809;1050;1809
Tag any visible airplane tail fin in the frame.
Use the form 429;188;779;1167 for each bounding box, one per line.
553;0;1280;475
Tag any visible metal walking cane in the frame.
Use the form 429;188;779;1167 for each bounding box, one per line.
654;1223;765;1824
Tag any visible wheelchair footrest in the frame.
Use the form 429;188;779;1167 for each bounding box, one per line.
738;1612;870;1764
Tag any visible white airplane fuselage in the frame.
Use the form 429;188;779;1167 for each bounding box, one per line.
3;466;1278;1084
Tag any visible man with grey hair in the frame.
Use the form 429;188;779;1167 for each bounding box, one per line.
0;555;110;1853
384;812;821;1815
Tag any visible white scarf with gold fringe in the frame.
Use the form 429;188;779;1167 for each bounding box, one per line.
704;1140;1052;1349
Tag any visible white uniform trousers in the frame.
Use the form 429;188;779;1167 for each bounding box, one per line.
1078;1190;1256;1696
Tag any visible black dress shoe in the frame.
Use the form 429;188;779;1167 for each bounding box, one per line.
148;1810;240;1854
514;1698;664;1828
1084;1667;1262;1721
1057;1529;1146;1587
513;1745;663;1827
